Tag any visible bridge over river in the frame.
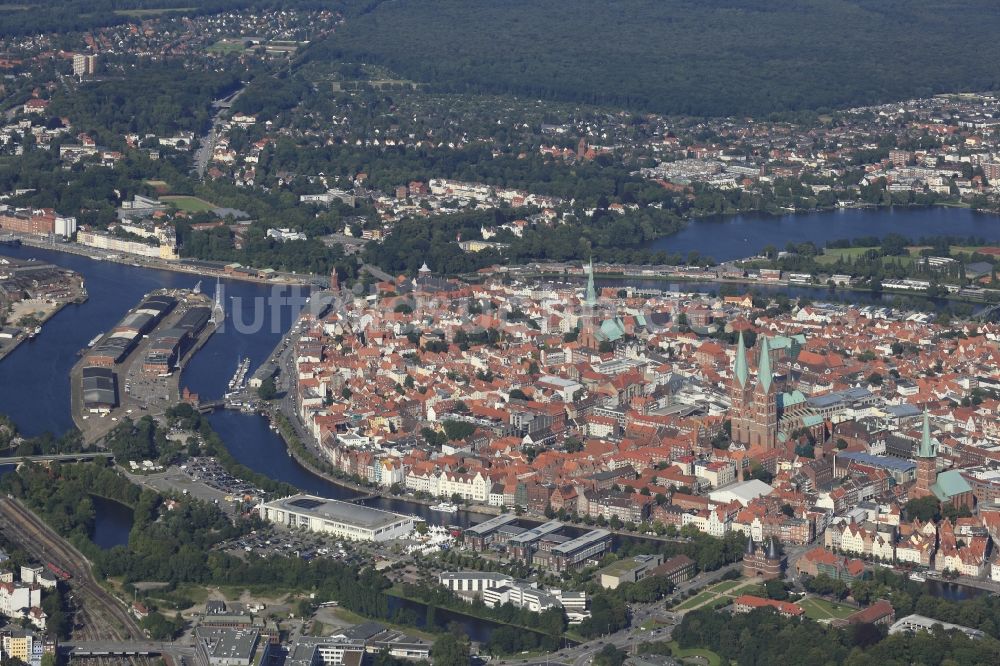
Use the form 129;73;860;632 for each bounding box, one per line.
0;452;109;466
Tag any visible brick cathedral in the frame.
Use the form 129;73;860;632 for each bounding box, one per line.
730;332;778;449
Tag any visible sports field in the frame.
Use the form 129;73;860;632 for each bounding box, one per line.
161;195;216;212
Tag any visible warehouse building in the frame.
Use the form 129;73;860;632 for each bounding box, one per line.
81;366;117;413
194;627;271;666
258;495;413;542
176;306;211;336
87;332;138;366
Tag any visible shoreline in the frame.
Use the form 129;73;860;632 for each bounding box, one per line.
522;270;998;309
0;269;87;363
12;234;312;287
70;288;219;443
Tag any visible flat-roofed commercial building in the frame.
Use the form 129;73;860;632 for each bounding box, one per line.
463;513;517;551
194;627;271;666
81;366;117;412
889;614;984;639
258;494;413;542
549;529;612;572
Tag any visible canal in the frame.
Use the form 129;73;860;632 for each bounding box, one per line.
207;410;495;528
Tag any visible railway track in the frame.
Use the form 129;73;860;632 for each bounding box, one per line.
0;496;144;643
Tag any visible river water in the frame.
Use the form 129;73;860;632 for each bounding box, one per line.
3;208;1000;607
648;207;1000;262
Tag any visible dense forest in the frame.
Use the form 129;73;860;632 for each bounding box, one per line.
318;0;1000;116
362;207;688;274
48;63;240;139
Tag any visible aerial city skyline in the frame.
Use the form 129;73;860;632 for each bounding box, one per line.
1;2;1000;666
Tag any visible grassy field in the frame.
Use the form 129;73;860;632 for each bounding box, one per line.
798;596;857;621
331;606;438;641
710;579;742;594
208;39;247;55
817;243;1000;267
817;246;917;267
161;195;216;212
667;641;723;666
674;590;718;611
674;579;758;612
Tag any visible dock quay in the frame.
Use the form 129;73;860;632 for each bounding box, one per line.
70;287;217;442
0;254;87;361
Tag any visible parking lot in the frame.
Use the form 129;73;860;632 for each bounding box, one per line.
217;526;371;565
183;456;265;498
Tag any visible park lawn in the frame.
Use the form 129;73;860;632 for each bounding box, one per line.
708;579;742;595
798;596;856;621
208;39;247;54
667;641;723;666
674;590;717;611
816;245;928;267
815;246;878;265
161;195;216;212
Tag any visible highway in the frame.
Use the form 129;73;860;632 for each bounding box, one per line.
0;496;150;666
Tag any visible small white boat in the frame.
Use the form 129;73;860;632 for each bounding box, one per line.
909;572;926;583
87;332;103;347
430;502;459;513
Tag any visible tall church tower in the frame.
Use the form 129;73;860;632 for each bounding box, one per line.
914;410;937;497
750;336;778;449
578;258;601;349
730;332;753;444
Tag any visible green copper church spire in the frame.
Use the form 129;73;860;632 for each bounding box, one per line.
757;336;772;394
918;409;936;458
585;258;597;306
734;331;748;387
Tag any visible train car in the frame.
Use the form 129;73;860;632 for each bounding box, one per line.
46;562;72;581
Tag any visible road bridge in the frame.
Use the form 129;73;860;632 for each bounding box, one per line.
0;452;109;465
63;641;196;660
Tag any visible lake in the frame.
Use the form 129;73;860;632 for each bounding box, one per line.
91;494;134;549
647;207;1000;262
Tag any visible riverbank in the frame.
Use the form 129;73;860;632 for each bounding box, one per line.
519;268;998;312
14;233;311;287
0;296;77;362
0;261;87;362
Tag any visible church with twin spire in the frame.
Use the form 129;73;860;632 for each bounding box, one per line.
729;332;779;449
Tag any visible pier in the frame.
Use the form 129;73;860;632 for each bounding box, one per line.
69;288;218;442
